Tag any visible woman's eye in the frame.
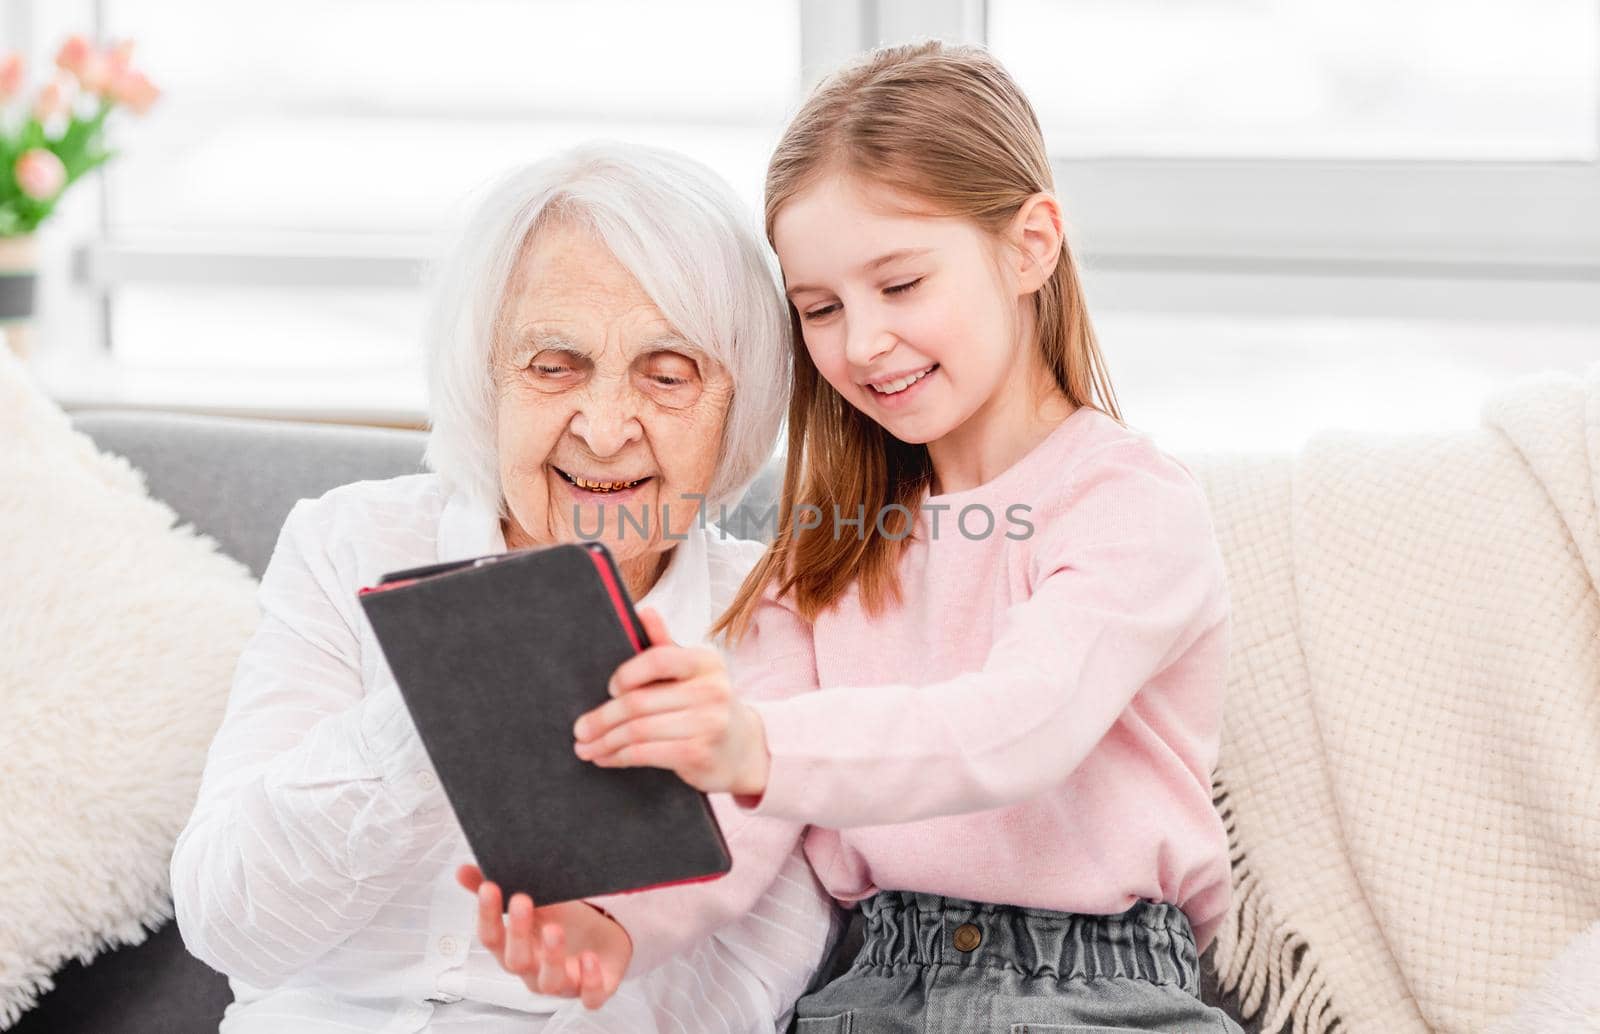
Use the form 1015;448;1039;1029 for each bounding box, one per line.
532;364;569;376
642;352;698;388
885;277;922;296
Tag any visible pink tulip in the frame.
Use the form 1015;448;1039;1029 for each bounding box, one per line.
79;53;111;94
55;35;110;93
109;69;159;115
54;35;92;77
14;149;66;202
0;53;23;101
105;40;135;77
33;76;72;121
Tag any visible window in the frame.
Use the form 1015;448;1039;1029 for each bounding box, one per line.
103;0;799;238
991;0;1597;161
986;0;1600;451
68;0;802;419
26;0;1599;448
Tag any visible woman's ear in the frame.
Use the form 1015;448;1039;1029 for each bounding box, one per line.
1010;192;1064;294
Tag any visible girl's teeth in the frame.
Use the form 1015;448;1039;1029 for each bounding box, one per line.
873;367;934;395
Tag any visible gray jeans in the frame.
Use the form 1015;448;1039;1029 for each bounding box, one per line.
792;892;1246;1033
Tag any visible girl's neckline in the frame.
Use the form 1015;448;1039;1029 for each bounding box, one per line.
919;404;1102;510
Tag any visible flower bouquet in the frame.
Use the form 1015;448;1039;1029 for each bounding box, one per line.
0;35;159;355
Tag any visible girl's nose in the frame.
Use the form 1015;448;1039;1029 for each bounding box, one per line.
844;321;897;370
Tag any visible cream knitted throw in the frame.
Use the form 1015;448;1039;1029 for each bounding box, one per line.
1188;363;1600;1034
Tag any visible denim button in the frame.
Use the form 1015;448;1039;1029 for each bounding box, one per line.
952;923;981;952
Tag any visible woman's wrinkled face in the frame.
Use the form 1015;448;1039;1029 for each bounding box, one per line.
493;219;733;589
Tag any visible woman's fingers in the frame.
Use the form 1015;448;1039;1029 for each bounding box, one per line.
502;901;583;998
504;893;538;975
535;922;571;996
579;952;608;1010
468;884;620;1001
476;881;505;957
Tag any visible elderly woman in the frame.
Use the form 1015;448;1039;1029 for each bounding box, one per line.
171;143;837;1034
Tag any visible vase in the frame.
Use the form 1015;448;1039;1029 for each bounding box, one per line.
0;234;38;359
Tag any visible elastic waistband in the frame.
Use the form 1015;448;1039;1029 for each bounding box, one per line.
853;892;1201;994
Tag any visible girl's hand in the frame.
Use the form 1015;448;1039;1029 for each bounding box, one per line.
572;607;770;797
455;865;630;1009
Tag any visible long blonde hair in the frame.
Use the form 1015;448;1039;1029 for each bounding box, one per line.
713;40;1123;643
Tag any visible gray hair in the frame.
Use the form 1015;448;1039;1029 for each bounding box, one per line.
422;141;790;516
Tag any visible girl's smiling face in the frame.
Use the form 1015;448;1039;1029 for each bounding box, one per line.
772;173;1030;447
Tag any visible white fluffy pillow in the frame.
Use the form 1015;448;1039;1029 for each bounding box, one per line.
0;349;260;1026
1485;920;1600;1034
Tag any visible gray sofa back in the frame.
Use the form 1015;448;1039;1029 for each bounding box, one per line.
73;411;432;579
73;410;786;581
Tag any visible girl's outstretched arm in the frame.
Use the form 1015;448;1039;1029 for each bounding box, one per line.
580;441;1229;830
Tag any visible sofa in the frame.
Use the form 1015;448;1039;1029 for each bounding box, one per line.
9;409;1259;1034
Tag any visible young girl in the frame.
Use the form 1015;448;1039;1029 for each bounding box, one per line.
474;40;1240;1032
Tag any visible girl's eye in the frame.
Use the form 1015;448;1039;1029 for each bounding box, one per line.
885;277;923;296
802;303;839;322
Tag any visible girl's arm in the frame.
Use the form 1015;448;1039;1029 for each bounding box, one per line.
745;445;1229;828
170;499;452;988
580;442;1229;830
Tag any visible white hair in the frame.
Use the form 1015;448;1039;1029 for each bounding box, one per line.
421;141;790;516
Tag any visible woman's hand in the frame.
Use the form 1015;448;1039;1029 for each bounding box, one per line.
455;865;631;1009
572;607;770;797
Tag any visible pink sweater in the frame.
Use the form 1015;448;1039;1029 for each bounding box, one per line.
594;406;1234;972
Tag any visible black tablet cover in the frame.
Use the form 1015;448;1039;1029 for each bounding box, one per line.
358;542;730;904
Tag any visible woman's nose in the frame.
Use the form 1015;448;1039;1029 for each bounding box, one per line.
568;400;643;457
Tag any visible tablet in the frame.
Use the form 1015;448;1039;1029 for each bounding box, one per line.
358;541;731;904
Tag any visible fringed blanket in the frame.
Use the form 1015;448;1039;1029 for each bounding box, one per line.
1189;363;1600;1034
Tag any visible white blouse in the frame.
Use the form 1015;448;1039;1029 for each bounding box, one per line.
171;473;838;1034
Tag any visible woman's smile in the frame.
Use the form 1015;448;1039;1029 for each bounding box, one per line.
551;464;655;502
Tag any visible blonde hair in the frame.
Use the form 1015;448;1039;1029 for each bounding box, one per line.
423;141;790;518
714;40;1123;642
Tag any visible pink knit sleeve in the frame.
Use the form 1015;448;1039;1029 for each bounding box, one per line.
738;443;1229;829
585;585;822;976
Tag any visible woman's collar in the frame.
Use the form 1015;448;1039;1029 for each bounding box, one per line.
436;489;506;563
636;517;712;648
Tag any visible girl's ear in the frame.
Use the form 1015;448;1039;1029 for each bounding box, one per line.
1010;192;1064;294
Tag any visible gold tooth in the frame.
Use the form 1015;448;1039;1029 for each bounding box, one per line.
574;475;640;491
